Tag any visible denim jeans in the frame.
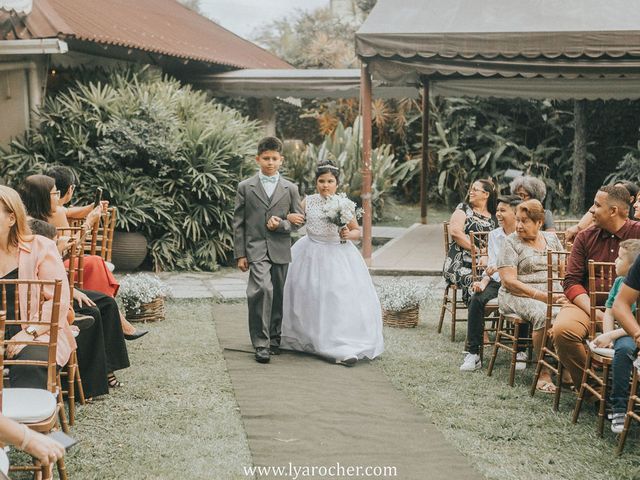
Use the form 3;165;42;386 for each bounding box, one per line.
611;335;638;413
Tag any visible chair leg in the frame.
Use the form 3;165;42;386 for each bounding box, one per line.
553;361;563;412
530;349;544;397
67;364;76;426
572;355;592;424
437;285;449;334
486;315;503;377
508;322;520;387
450;287;458;342
597;363;611;437
75;361;86;406
616;372;638;456
56;455;68;480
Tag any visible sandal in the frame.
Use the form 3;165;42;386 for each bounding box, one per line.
536;380;557;394
107;373;124;388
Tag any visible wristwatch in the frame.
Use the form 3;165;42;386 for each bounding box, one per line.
25;326;38;339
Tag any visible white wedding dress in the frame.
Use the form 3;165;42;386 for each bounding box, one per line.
281;194;384;361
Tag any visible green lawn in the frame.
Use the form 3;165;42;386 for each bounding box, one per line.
9;299;252;480
13;294;640;479
378;288;640;480
376;202;450;227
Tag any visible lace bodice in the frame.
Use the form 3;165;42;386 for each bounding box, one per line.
305;194;340;239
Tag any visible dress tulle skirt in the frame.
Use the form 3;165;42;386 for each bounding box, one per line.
281;234;384;361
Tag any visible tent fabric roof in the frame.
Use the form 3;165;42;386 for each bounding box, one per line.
1;0;291;69
355;0;640;99
191;68;418;99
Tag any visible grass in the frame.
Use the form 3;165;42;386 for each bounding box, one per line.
377;281;640;480
8;299;252;480
375;202;450;227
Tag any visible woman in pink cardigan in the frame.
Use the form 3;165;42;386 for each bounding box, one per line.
0;185;75;388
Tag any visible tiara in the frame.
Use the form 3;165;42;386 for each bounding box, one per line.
319;164;339;172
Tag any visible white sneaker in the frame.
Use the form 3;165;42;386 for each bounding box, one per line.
515;351;528;370
460;353;481;371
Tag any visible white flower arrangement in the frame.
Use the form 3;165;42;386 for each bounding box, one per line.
118;273;171;314
322;192;363;227
376;279;426;312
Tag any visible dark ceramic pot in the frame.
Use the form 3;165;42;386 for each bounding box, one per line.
111;231;148;271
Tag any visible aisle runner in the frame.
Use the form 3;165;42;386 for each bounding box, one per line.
213;303;483;480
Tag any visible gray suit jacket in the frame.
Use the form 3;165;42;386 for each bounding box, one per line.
233;174;303;264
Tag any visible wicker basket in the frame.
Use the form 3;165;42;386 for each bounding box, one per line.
125;296;165;323
382;305;419;328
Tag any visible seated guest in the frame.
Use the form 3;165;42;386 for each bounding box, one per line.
460;194;521;371
46;165;96;221
509;175;555;231
497;200;564;392
566;181;640;242
443;179;497;304
17;174;147;341
591;239;640;433
17;176;131;392
0;186;76;388
553;185;640;391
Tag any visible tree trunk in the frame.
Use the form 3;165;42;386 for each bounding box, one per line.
570;100;587;214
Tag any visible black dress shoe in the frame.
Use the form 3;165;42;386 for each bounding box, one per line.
73;314;95;331
124;329;149;341
269;346;281;355
255;347;270;364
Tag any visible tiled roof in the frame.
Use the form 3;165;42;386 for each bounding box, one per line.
3;0;291;69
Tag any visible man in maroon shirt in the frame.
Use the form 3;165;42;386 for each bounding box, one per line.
553;185;640;390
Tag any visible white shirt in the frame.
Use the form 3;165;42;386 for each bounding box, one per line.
484;227;507;283
258;172;280;198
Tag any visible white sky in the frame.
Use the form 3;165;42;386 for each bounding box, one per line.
199;0;329;40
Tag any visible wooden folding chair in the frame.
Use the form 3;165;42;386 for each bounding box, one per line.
70;206;117;262
572;260;616;436
529;250;571;410
438;221;468;341
0;279;69;480
468;231;498;358
486;312;533;386
555;219;581;231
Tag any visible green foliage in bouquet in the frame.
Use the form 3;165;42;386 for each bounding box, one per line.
0;68;262;271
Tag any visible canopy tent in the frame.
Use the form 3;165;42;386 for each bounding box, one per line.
354;0;640;262
191;68;418;99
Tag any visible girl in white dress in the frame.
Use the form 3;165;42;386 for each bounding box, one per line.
280;162;384;366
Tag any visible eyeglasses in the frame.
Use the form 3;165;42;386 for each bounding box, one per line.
50;191;60;198
469;187;487;193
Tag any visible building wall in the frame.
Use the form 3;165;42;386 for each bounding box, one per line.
0;67;30;148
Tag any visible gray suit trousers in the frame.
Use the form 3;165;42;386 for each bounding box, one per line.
247;260;288;349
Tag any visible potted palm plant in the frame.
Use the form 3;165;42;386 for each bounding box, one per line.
376;279;426;328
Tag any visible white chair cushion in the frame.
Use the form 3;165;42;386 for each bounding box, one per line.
105;261;115;272
587;341;614;358
2;388;57;423
486;298;499;307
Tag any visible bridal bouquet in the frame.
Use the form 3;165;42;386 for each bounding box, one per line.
322;193;363;243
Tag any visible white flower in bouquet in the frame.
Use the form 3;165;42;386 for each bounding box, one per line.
322;193;363;242
376;279;426;312
118;273;171;314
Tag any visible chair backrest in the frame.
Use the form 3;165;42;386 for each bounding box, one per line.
0;279;62;399
555;219;581;230
469;231;490;283
545;250;571;330
56;226;85;290
70;207;117;262
443;222;452;257
588;260;617;339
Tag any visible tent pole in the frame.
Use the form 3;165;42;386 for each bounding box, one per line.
420;79;429;224
361;62;373;264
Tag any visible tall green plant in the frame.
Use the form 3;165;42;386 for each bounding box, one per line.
0;69;261;271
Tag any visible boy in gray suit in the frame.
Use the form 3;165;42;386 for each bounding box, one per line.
233;137;304;363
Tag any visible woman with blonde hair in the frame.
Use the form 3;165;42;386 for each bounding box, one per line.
0;185;76;388
497;199;564;393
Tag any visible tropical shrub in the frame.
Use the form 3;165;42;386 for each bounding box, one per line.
281;117;400;220
0;69;261;271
